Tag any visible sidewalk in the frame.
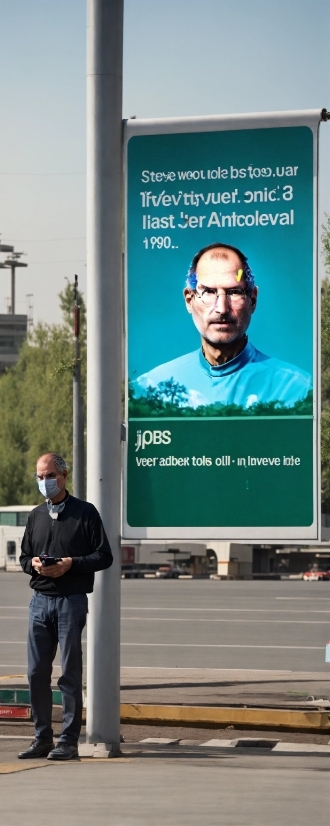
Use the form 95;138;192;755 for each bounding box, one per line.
1;667;330;744
1;668;330;825
2;667;329;707
0;738;329;826
120;667;330;708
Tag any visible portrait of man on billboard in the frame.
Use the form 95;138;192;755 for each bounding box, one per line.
132;242;312;413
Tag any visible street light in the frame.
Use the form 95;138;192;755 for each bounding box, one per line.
0;244;14;304
0;243;14;253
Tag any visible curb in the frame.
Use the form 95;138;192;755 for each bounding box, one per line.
118;704;330;732
2;692;330;732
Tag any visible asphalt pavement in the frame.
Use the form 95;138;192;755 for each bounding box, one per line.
0;739;329;826
1;573;330;825
1;573;329;673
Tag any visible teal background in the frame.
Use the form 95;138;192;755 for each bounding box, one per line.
127;418;313;528
127;127;314;380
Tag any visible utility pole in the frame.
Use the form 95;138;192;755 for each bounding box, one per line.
26;294;34;331
3;252;28;314
86;0;123;752
73;275;84;498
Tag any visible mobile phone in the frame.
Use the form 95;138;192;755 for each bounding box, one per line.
40;556;59;566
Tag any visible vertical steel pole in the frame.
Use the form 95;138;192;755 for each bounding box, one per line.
86;0;123;750
73;275;85;499
11;265;15;314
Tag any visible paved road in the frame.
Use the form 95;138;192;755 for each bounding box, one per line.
0;573;329;674
0;744;329;826
120;578;330;671
2;576;329;826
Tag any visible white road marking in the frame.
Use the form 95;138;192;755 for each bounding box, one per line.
121;617;329;624
121;643;324;649
2;605;329;612
121;607;330;613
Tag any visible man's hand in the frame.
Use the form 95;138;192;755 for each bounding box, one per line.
32;557;42;574
43;558;72;577
32;557;73;578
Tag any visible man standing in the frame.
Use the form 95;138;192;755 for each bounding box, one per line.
19;452;113;761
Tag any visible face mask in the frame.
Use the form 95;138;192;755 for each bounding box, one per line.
38;477;62;499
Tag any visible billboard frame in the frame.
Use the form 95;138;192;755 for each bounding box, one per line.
123;109;323;542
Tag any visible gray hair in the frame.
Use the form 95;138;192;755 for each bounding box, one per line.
37;452;68;474
52;453;68;474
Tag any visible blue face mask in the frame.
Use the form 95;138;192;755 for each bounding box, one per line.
38;477;62;499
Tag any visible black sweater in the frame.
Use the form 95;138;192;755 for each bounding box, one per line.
20;494;113;595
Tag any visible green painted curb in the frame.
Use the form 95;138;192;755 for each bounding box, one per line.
0;688;62;705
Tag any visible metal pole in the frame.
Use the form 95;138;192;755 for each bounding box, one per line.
86;0;123;751
11;265;15;314
73;275;85;498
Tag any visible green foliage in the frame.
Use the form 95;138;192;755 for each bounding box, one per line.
321;278;330;404
321;215;330;511
129;383;313;418
321;214;330;274
0;281;86;505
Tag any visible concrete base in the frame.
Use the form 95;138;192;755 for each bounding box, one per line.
78;743;119;759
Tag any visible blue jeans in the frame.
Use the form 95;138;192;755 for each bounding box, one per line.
27;592;88;745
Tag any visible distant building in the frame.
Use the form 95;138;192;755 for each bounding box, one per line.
0;314;28;373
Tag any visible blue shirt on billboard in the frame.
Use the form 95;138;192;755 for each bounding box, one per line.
134;341;312;409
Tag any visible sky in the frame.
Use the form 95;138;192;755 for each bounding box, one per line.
0;0;329;325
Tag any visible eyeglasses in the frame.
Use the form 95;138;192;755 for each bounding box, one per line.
194;286;251;307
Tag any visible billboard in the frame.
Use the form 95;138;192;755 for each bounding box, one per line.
123;110;321;540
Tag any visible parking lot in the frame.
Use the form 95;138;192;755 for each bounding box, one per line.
1;573;329;826
1;574;329;674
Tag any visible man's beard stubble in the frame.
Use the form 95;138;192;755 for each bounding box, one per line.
203;313;242;347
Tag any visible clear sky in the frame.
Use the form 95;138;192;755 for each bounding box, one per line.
0;0;329;324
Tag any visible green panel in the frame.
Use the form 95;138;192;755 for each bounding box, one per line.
0;689;16;703
127;418;313;527
0;512;17;526
18;689;30;704
125;121;317;534
0;688;62;705
17;512;29;527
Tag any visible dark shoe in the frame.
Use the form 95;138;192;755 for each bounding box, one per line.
47;743;79;761
18;740;55;759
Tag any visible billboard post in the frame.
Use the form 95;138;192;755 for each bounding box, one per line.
86;0;123;751
73;274;84;499
124;110;326;543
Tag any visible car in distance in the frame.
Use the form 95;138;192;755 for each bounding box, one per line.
155;565;181;579
303;568;330;581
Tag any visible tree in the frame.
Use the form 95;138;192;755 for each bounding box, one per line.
321;215;330;511
128;377;189;416
0;281;86;505
322;214;330;273
157;379;188;406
